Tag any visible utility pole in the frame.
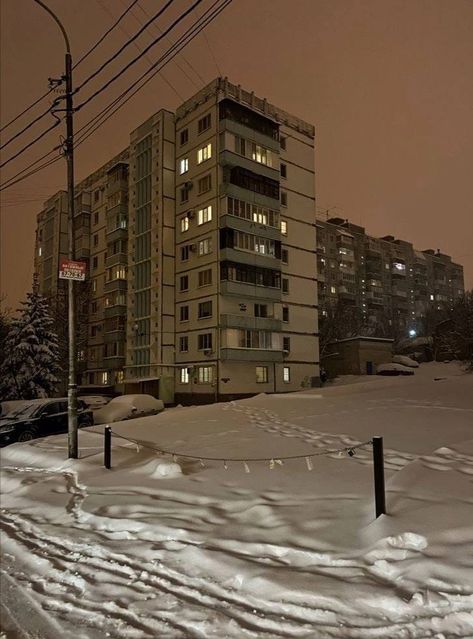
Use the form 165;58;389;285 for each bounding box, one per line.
34;0;78;458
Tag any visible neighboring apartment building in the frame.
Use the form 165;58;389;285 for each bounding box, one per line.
33;77;320;403
316;217;464;337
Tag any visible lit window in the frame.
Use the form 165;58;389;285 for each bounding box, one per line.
197;366;213;383
256;366;268;383
280;220;287;235
179;158;189;174
101;372;109;385
197;143;212;164
180;216;189;232
116;370;124;383
180;367;190;384
198;205;212;225
38;246;42;256
283;366;290;383
331;286;337;294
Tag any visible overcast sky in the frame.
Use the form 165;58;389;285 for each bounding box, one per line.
1;0;472;310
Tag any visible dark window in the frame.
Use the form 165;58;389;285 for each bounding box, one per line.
282;278;289;293
92;256;98;269
94;211;99;224
180;128;189;145
254;304;267;318
93;234;99;246
281;191;288;207
180;275;189;291
180;186;189;203
179;336;188;352
198;333;212;350
94;190;100;202
91;301;98;313
180;245;190;261
180;305;189;321
198;114;211;134
280;163;287;178
198;269;212;286
220;261;281;289
198;300;212;318
283;337;290;351
282;249;288;264
198;174;211;194
282;306;289;322
280;136;287;150
228;166;279;200
219;99;279;140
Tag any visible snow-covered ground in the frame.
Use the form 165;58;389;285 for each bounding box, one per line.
1;362;472;638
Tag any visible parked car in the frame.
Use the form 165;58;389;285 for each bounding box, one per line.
0;400;28;418
0;398;93;447
93;394;164;424
79;395;111;409
392;355;419;368
377;363;415;376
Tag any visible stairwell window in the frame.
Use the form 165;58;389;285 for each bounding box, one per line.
197;143;212;164
197;205;212;225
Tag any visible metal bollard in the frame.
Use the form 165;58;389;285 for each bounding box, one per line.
104;425;112;469
372;436;386;517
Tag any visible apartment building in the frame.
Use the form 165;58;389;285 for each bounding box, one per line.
316;217;464;337
173;79;319;402
34;77;321;402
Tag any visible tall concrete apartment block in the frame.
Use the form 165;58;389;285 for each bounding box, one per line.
316;217;464;335
173;79;319;402
34;77;320;402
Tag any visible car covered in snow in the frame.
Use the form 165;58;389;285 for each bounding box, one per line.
392;355;420;368
93;394;165;424
79;395;111;409
376;363;415;376
0;398;93;447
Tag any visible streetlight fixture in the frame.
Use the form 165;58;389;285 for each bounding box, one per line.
33;0;78;458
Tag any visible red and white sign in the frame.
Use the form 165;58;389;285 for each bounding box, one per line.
59;259;87;281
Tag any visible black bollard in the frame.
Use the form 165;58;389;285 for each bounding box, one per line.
372;436;386;517
104;425;112;469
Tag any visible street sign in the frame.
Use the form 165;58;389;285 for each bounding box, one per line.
59;259;87;281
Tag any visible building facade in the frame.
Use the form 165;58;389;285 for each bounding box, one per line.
316;217;465;338
34;78;320;403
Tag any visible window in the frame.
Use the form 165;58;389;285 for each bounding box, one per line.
92;256;98;269
180;245;190;261
330;285;337;294
282;249;288;264
107;265;127;281
281;191;287;207
198;333;212;350
101;372;109;385
91;325;100;337
94;211;99;225
180;186;189;203
180;305;189;321
180;367;190;384
198;238;212;255
226;196;279;228
197;366;213;384
280;220;287;235
116;370;124;384
92;279;97;292
180;215;189;232
254;303;267;318
282;278;289;294
280;163;287;178
198;205;212;225
283;337;290;352
180;129;188;145
280;136;287;150
38;246;42;256
233;230;276;257
93;233;99;246
198;113;211;134
256;366;268;383
198;174;212;194
179;158;189;174
198;269;212;287
282;306;289;322
198;300;212;318
94;190;100;202
180;275;189;291
179;336;188;352
197;143;212;164
238;329;272;349
283;366;291;383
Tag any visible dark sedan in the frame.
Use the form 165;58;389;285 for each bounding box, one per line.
0;398;93;447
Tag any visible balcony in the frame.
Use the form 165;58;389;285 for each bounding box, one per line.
219;149;279;181
392;289;408;298
103;356;125;369
220;280;281;301
104;278;127;293
220;247;280;269
220;214;281;241
220;182;281;211
220;313;281;332
220;348;283;362
219;118;280;152
104;330;126;343
105;252;128;268
104;304;127;318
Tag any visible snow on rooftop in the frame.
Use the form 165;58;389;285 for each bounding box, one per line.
1;362;472;638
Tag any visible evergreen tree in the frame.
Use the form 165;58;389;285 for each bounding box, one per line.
0;285;61;400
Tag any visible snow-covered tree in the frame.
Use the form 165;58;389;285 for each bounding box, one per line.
0;286;61;400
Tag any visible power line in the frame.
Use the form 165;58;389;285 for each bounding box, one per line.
75;0;175;95
74;0;141;68
74;0;205;112
0;121;61;169
0;145;62;192
74;0;231;143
